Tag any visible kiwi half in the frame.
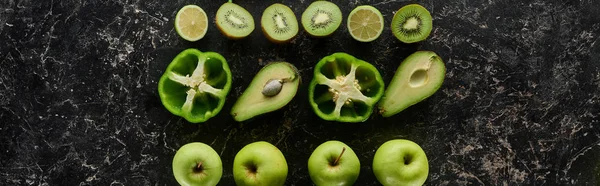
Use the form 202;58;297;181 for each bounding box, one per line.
261;3;299;43
391;4;433;43
301;1;342;37
216;2;255;39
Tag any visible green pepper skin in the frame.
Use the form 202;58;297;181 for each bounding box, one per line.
158;49;232;123
308;53;385;122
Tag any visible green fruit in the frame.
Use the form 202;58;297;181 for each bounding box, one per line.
308;141;360;186
308;53;386;122
216;2;255;39
158;49;232;123
378;51;445;117
347;5;384;42
172;142;223;186
231;62;300;122
174;5;208;42
261;3;299;43
391;4;433;43
233;141;288;186
301;1;342;37
373;139;429;186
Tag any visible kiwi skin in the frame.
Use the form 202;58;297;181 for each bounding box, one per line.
261;4;298;44
261;26;297;44
216;20;244;40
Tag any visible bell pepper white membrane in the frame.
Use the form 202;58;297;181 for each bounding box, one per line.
167;55;225;114
315;64;375;118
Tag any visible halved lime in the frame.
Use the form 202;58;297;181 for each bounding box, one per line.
175;5;208;42
347;5;384;42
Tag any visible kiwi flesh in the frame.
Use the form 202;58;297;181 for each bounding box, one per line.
216;2;255;39
231;62;300;122
301;1;342;37
378;51;445;117
261;3;299;43
391;4;433;43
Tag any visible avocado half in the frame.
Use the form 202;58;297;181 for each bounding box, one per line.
378;51;446;117
231;62;300;122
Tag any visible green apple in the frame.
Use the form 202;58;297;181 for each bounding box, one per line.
172;142;223;186
308;141;360;186
233;141;288;186
372;139;429;186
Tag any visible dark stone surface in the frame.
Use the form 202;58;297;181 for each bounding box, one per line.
1;0;599;185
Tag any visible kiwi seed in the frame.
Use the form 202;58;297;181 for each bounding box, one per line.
224;10;250;28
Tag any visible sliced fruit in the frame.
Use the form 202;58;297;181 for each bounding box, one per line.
231;62;300;122
175;5;208;41
378;51;445;117
391;4;433;43
301;1;343;37
347;5;384;42
308;53;385;122
216;2;255;39
158;49;232;123
261;3;299;43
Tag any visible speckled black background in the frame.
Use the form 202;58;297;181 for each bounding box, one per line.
1;0;600;185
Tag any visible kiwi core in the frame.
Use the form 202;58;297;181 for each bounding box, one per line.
403;17;420;30
313;12;331;25
274;14;287;29
228;13;245;26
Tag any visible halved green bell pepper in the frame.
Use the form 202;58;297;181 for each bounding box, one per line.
308;53;385;122
158;49;232;123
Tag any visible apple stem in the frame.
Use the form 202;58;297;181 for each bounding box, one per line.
193;161;204;173
333;147;346;166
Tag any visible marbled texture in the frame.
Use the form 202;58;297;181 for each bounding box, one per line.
0;0;599;185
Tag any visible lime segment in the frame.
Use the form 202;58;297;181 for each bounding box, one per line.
347;5;384;42
175;5;208;41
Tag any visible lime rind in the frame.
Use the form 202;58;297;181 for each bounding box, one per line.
347;5;384;42
175;5;208;42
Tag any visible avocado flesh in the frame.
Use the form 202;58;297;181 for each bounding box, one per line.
231;62;300;121
378;51;446;117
